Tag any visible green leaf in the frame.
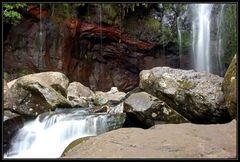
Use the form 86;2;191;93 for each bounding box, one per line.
3;3;27;25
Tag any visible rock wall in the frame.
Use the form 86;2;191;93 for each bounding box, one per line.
3;5;186;92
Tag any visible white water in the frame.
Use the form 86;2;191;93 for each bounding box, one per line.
192;4;213;73
99;4;103;55
177;17;182;58
4;109;108;158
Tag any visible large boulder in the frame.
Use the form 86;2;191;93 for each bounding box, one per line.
124;92;188;128
139;67;231;123
26;72;70;97
10;72;72;117
67;82;94;107
222;55;237;119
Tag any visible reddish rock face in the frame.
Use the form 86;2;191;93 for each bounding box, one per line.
4;7;183;92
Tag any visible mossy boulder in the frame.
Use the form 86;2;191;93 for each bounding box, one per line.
222;55;237;119
139;67;231;123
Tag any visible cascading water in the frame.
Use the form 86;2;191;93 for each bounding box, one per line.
191;4;213;73
4;107;125;158
39;3;43;69
99;4;103;55
191;4;227;75
177;17;182;59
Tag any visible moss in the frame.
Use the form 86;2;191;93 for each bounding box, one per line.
4;71;9;80
222;4;237;67
123;13;161;42
181;32;191;47
17;69;32;77
145;17;161;33
177;80;194;90
102;4;119;25
223;54;236;119
50;4;77;20
61;136;91;156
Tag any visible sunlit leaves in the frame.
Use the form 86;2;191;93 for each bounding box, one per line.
3;3;27;25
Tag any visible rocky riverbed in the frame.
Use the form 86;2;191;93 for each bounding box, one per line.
62;119;236;158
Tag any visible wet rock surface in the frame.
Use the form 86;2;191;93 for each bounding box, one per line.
4;13;183;92
62;120;236;158
3;111;25;153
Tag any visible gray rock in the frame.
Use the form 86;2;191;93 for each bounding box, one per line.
124;92;188;125
3;111;24;153
28;72;70;97
93;87;126;106
67;82;94;107
139;67;231;123
93;105;109;113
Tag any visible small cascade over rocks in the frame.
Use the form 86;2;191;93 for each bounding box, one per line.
5;108;125;158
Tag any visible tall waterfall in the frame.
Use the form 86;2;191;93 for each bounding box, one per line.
191;4;227;75
191;4;213;73
177;16;182;64
4;108;124;158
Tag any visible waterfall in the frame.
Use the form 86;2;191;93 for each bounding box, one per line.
191;4;213;73
191;4;227;75
39;3;43;69
161;14;167;55
177;17;182;59
99;4;103;55
4;108;115;158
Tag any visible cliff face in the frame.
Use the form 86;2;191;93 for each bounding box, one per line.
3;5;184;92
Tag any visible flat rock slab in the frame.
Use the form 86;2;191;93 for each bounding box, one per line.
62;120;236;158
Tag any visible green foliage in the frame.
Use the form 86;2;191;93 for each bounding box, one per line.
222;4;237;67
123;12;161;43
4;72;9;80
181;32;191;47
160;26;178;45
120;3;152;17
3;3;27;25
102;4;118;25
146;18;161;32
63;4;71;19
49;4;77;20
17;68;32;77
